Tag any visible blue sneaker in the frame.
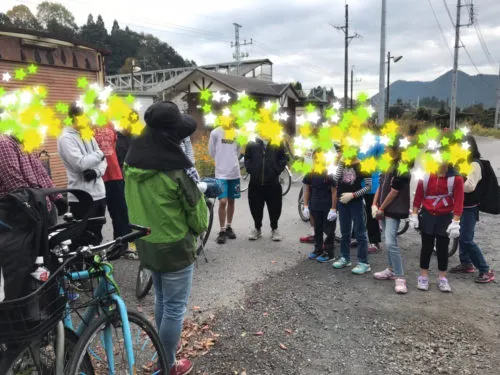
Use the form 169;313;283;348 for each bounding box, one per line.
333;257;352;269
308;249;322;260
316;252;334;263
352;263;371;275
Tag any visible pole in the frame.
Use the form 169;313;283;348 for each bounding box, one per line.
233;23;241;75
131;59;135;90
344;4;349;110
350;67;354;109
386;51;390;118
495;63;500;129
450;0;462;130
377;0;387;125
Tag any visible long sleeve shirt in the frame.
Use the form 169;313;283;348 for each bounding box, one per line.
463;161;482;193
180;136;195;164
335;161;372;199
413;174;464;216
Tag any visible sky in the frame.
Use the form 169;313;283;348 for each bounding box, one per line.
2;0;500;97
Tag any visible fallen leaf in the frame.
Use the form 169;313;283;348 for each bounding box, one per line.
193;306;201;311
285;329;293;334
279;343;288;350
271;260;277;264
241;332;247;337
263;312;269;317
253;331;264;336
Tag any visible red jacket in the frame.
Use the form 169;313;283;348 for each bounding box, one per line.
413;174;464;216
94;124;123;182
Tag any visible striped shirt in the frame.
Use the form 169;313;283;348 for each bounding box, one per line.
335;161;372;199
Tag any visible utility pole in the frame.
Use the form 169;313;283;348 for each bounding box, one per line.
333;3;360;111
350;67;354;109
377;0;387;125
231;23;252;76
450;0;474;130
495;63;500;129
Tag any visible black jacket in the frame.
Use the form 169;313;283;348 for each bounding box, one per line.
244;139;289;186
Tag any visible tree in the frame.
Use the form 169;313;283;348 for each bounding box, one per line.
36;1;78;31
0;13;12;26
79;13;108;49
111;20;120;34
438;101;447;115
6;5;41;30
415;107;431;121
292;82;303;91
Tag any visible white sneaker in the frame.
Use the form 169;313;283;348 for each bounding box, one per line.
248;229;262;240
271;229;282;242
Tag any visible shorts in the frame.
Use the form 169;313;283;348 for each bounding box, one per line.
218;178;241;200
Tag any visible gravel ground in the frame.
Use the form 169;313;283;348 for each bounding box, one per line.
107;136;500;374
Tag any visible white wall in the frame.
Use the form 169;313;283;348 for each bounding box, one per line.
135;96;154;122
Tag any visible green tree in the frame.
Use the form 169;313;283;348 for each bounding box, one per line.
415;107;431;121
292;82;303;90
438;101;447;115
79;14;108;49
36;1;77;30
0;13;12;26
6;5;41;30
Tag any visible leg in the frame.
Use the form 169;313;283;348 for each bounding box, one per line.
337;202;352;261
218;198;228;229
227;199;236;225
311;210;325;251
435;235;450;277
226;179;240;227
265;183;283;230
248;184;265;230
323;213;336;258
364;194;381;244
384;217;404;276
152;264;194;370
459;207;489;273
419;232;435;277
105;180;131;239
352;199;369;264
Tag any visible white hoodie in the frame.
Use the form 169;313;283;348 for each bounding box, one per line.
57;127;107;202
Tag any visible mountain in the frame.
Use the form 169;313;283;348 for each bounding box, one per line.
372;70;498;109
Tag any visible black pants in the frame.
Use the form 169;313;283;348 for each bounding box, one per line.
420;232;450;271
248;183;282;230
69;198;106;245
311;210;336;256
364;194;381;244
105;180;131;239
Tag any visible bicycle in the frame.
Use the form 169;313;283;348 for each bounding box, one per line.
239;156;292;196
135;194;215;300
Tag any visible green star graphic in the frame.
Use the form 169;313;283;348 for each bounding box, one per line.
454;129;464;140
27;64;38;74
248;99;257;109
407;145;420;160
397;163;409;175
84;90;98;104
357;92;369;103
356;106;370;121
426;127;440;140
202;103;212;113
63;117;73;126
15;69;27;80
96;114;108;126
378;159;390;172
125;94;135;104
305;103;316;113
236;134;248;145
343;147;357;159
325;108;335;119
200;89;211;101
418;133;428;145
441;137;450;146
77;77;89;89
318;127;333;150
0;87;5;97
56;102;69;114
442;151;451;161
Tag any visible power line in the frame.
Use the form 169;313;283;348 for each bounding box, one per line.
442;0;456;26
426;0;454;60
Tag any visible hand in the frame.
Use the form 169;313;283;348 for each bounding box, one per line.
376;209;385;220
339;193;354;204
95;150;105;161
83;169;98;182
197;182;207;193
302;206;310;220
446;220;460;239
327;209;337;222
371;205;378;219
54;197;68;216
409;214;419;230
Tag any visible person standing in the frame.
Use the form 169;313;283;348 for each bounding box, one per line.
58;103;107;245
449;135;494;283
124;101;208;374
244;136;289;241
209;126;241;244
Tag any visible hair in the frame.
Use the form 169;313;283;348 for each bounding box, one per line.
408;124;418;137
68;102;83;119
464;134;481;159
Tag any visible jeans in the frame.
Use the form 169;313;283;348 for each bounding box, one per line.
105;180;131;239
459;206;490;273
338;199;368;263
382;217;404;276
152;264;194;369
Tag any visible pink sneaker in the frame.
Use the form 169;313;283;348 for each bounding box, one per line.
170;359;193;375
368;244;379;253
394;278;408;294
374;268;396;280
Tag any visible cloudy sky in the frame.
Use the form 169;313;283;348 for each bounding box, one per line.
3;0;500;97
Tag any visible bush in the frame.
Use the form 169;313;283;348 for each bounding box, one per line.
192;135;215;178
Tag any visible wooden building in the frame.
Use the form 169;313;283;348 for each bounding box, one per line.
0;26;109;187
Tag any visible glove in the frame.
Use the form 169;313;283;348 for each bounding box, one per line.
376;209;385;220
54;197;68;216
446;220;460;239
409;214;419;230
302;206;310;220
197;181;208;193
83;169;98;182
327;209;337;222
339;193;354;204
371;205;378;219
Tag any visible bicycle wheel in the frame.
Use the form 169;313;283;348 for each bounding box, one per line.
135;265;153;300
448;238;459;257
397;220;410;236
67;309;169;374
280;168;292;196
298;186;309;222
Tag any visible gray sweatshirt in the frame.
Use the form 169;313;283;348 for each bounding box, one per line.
208;127;241;180
57;127;107;202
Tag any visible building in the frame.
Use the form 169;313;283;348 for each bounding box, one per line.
113;91;156;123
147;67;301;140
0;26;110;187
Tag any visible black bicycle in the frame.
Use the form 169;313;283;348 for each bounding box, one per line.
135;196;215;299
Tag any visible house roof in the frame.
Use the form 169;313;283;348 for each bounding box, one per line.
0;26;112;55
147;68;300;100
200;58;272;69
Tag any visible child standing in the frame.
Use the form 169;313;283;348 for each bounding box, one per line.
302;169;338;262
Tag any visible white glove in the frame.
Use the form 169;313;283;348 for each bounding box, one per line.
409;214;419;230
446;220;460;239
327;209;337;222
339;193;354;204
302;206;310;220
371;205;378;219
197;182;207;193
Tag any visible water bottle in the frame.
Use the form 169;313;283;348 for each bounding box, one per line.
28;257;51;321
31;257;50;283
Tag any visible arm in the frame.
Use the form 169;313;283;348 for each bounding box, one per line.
184;137;195;164
208;131;216;159
463;161;482;193
452;176;464;219
412;179;424;214
331;187;338;210
303;184;311;207
373;187;380;208
334;161;344;183
0;140;29;192
58;136;104;172
353;177;372;198
244;143;253;172
379;176;409;211
179;174;209;236
276;143;289;172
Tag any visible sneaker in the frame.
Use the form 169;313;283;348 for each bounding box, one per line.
394;278;408;294
248;229;262;241
308;248;322;260
225;226;237;239
475;270;495;284
271;229;282;241
374;268;396;280
438;277;452;293
352;263;371;275
449;264;475;274
417;276;429;291
300;235;315;244
350;239;358;248
333;257;352;269
123;250;139;260
216;231;226;244
368;244;379;254
316;252;335;263
170;359;193;375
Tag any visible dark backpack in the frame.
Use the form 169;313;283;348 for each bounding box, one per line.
478;160;500;215
0;188;92;301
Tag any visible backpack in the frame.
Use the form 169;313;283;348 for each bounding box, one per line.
0;188;92;301
478;159;500;215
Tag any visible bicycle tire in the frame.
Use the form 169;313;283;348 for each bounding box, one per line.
202;199;214;247
298;186;309;222
135;265;153;300
448;238;459;257
67;309;169;374
397;220;410;236
280;168;292;196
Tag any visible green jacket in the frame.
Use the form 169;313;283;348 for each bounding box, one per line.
124;165;208;272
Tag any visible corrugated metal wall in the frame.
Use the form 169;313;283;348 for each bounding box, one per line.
0;61;100;187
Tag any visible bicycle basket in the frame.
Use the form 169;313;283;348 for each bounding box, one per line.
0;258;72;345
